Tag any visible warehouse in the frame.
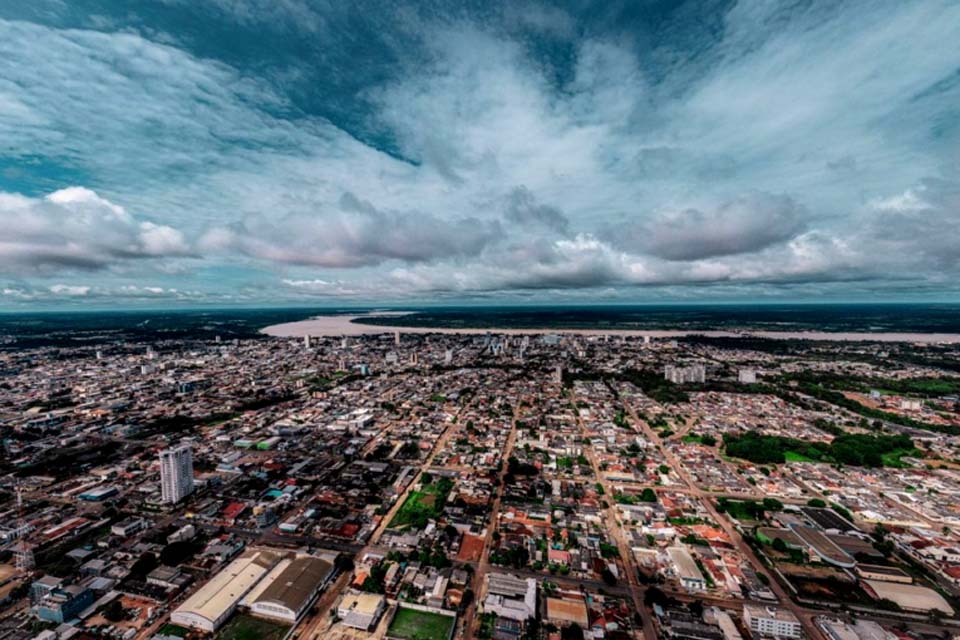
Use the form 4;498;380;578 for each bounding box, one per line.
171;548;283;632
244;555;335;623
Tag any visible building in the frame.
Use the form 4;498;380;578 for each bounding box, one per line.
900;399;922;411
111;517;148;538
738;369;758;384
171;548;283;632
244;555;335;623
668;546;706;592
337;591;386;630
30;576;63;604
483;573;537;622
160;443;194;504
545;596;589;627
742;604;802;639
35;586;94;623
665;364;706;384
78;485;119;501
819;618;897;640
862;580;954;615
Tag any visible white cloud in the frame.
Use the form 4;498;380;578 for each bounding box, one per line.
49;284;91;296
1;1;959;303
609;192;809;261
201;191;502;267
0;187;191;273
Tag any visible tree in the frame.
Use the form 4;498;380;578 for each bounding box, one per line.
762;498;784;512
523;617;540;640
601;567;618;586
130;552;158;578
102;599;126;623
807;498;827;508
460;589;475;612
688;600;704;618
160;541;196;567
772;537;788;553
335;553;355;574
640;488;657;503
700;434;717;447
561;623;585;640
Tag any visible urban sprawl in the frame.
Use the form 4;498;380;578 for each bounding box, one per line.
2;328;960;640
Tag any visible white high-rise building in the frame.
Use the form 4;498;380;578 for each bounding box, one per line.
160;444;194;504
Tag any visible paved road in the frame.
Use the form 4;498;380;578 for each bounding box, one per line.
569;390;658;640
462;399;522;640
291;397;474;640
620;391;830;640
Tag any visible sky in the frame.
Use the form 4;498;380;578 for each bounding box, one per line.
0;0;959;308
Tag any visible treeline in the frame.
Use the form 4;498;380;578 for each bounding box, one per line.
785;373;959;436
723;431;914;467
788;371;960;397
618;368;689;404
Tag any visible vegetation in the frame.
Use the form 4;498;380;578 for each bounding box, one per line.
783;372;959;435
387;606;456;640
723;431;916;467
716;498;774;521
618;368;690;404
390;477;455;529
217;614;289;640
614;487;658;504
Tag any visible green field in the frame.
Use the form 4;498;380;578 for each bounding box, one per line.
387;607;455;640
784;450;816;462
157;624;189;638
390;477;454;529
216;615;289;640
881;448;921;468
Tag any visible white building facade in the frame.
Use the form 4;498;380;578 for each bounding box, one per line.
160;443;194;504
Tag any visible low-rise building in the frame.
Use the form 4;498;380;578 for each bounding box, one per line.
337;591;386;630
742;604;802;639
245;555;335;623
483;573;537;622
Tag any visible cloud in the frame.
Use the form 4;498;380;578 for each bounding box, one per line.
1;1;959;304
201;191;503;268
503;187;569;234
49;284;91;296
609;192;809;261
0;187;191;273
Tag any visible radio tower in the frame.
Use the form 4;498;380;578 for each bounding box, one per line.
14;484;34;573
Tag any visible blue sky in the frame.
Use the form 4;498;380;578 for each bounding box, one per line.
0;0;958;307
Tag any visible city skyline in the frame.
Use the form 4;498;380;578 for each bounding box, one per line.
1;1;959;308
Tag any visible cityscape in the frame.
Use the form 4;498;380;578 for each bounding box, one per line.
2;1;960;640
2;315;960;640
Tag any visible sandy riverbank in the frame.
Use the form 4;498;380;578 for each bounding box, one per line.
261;314;960;343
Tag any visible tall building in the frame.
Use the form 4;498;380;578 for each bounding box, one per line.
160;443;195;504
664;364;706;384
304;335;311;349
